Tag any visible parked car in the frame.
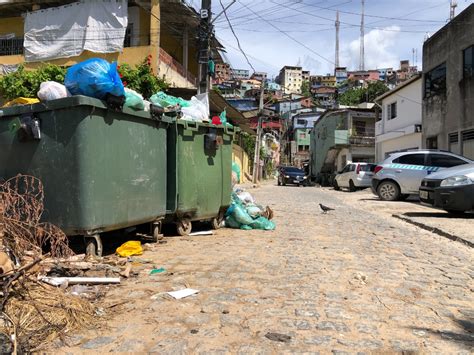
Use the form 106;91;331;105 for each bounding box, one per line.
278;166;307;186
334;163;376;191
371;150;472;201
419;163;474;213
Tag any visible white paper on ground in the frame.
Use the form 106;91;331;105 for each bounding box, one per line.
189;231;213;236
167;288;199;299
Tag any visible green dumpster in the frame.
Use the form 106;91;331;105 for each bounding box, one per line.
166;119;236;235
0;96;171;255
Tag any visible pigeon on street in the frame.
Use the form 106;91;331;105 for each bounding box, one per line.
319;203;335;214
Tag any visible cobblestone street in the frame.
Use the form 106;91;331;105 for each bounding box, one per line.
58;183;473;353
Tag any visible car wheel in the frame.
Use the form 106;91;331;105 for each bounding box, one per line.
349;180;356;192
446;209;465;216
333;180;340;191
377;181;401;201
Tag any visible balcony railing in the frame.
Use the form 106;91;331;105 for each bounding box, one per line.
159;48;197;86
0;38;24;56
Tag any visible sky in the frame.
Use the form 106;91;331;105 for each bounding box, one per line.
189;0;472;78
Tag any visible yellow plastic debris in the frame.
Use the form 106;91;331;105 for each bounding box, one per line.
2;97;40;107
116;241;143;257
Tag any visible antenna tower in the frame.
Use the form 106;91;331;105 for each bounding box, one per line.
335;11;340;70
359;0;365;71
450;0;457;20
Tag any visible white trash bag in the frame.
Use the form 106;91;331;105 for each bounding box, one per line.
37;81;69;101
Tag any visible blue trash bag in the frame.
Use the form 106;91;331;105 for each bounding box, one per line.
65;58;125;100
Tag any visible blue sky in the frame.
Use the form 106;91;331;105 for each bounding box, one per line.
190;0;472;78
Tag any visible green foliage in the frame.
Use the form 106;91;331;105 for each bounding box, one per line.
338;81;389;106
118;57;168;99
301;80;311;97
0;64;66;100
241;132;256;164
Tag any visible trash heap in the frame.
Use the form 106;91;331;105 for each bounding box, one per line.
1;58;229;125
224;163;276;231
0;175;130;352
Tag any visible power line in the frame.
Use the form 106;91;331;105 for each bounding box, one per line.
239;2;335;65
291;0;447;23
219;0;256;73
270;1;443;34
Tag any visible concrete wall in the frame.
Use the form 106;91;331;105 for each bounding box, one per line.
377;77;422;161
376;133;422;162
422;4;474;157
232;144;250;183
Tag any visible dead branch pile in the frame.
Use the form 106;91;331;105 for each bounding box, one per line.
0;175;96;352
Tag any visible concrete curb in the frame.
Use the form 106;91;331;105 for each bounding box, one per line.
392;214;474;248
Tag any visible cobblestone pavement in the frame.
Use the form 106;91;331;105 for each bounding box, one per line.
56;182;473;354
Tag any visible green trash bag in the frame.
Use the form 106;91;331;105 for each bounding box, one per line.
150;91;190;108
232;162;241;182
232;204;254;225
124;88;145;110
219;108;227;125
249;217;276;230
225;215;241;229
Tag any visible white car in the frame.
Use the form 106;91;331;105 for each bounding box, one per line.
334;163;376;191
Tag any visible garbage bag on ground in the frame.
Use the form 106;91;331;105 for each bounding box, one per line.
249;216;276;230
37;81;69;101
237;191;255;205
124;88;145;110
2;97;39;107
150;91;190;108
116;240;143;257
64;58;124;100
225;193;275;231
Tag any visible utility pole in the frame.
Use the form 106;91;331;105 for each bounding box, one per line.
253;81;265;183
450;0;457;20
359;0;365;71
335;10;340;70
198;0;212;95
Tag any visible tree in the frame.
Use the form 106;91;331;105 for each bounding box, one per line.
338;81;389;106
301;80;311;97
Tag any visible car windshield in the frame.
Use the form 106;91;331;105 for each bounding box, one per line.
284;167;304;173
359;164;376;172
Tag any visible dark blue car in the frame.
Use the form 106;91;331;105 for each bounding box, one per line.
278;166;308;186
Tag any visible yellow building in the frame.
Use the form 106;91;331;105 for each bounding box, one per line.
0;0;213;89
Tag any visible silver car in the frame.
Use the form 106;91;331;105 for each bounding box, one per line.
334;163;376;191
371;150;472;201
419;163;474;213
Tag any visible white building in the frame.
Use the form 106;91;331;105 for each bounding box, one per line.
278;66;303;94
375;74;422;162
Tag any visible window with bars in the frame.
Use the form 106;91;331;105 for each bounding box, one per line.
462;129;474;159
463;45;473;79
386;101;397;120
424;62;446;98
448;132;460;155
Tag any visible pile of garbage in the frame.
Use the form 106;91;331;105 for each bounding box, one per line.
0;175;122;352
225;163;275;231
2;58;227;125
225;190;275;230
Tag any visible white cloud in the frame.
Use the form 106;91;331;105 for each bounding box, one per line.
341;26;401;70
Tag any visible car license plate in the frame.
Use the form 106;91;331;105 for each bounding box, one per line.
293;180;300;183
419;190;429;199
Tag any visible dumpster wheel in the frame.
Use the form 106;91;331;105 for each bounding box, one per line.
152;222;164;242
211;215;224;230
176;220;192;236
85;234;103;257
